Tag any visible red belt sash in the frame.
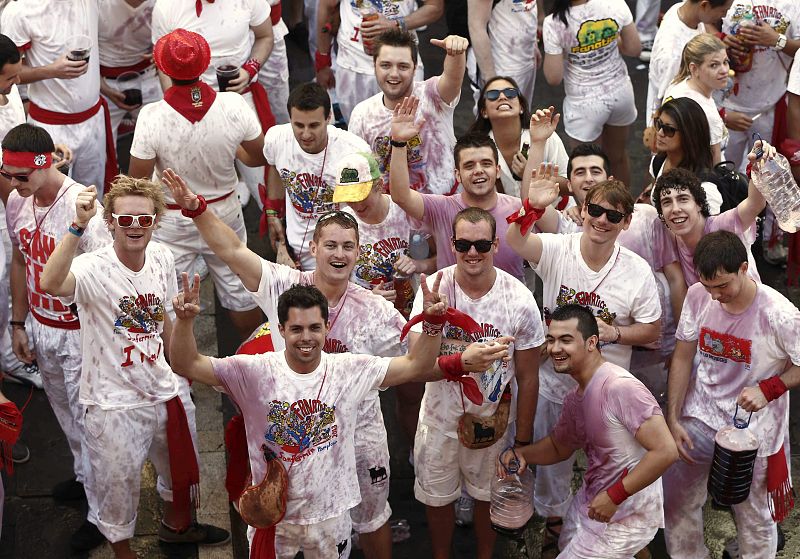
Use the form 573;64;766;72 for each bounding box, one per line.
30;307;80;330
244;82;276;134
166;189;234;210
270;3;281;25
28;99;119;195
100;58;153;79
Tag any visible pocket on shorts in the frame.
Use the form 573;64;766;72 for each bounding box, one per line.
84;406;109;439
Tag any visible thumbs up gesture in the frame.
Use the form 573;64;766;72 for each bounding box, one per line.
429;35;469;57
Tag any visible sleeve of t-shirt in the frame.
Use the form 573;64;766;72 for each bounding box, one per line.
551;393;585;451
248;0;270;26
709;207;756;245
614;0;634;27
542;16;564;55
369;298;409;357
628;261;662;324
347;354;393;399
675;283;703;342
789;52;800;95
420;194;448;228
424;75;459;111
129;105;158;160
347;104;368;144
263;125;283;165
1;5;30;48
211;355;266;407
604;375;662;436
530;233;559;276
513;288;546;350
69;252;102;305
79;210;112;253
249;258;302;309
770;302;800;367
230;94;262;142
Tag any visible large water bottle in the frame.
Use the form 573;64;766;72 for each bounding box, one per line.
408;230;430;260
750;141;800;233
490;452;534;538
707;405;759;507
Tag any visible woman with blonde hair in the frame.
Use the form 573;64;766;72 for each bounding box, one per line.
663;33;730;163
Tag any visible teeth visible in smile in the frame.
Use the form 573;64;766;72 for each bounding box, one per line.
331;262;346;269
498;103;512;110
592;224;609;232
672;217;687;224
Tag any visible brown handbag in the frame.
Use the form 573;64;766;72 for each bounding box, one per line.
457;385;512;450
238;444;289;529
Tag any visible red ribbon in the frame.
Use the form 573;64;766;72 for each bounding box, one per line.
758;375;788;402
164;82;217;124
400;308;481;341
165;396;201;530
506;199;546;236
438;354;483;405
224;415;249;502
196;0;215;16
250;525;277;559
767;444;794;522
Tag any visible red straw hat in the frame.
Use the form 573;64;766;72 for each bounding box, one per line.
153;29;211;81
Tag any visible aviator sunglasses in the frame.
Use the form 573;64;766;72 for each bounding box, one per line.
654;118;678;138
485;87;519;101
112;213;157;228
452;238;495;253
586;203;627;224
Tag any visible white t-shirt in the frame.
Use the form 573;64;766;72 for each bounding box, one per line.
212;350;391;524
646;2;705;123
349;77;458;196
0;85;27;163
490;128;569;198
676;282;800;457
5;177;112;324
488;0;539;73
262;124;369;263
410;265;545;438
130;92;261;200
533;233;661;404
336;0;419;73
542;0;633;99
63;242;180;409
663;79;727;147
721;1;800;113
151;0;269;90
788;48;800;95
2;0;101;113
99;0;156;68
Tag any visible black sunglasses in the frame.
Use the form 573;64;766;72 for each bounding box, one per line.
453;238;494;253
0;167;35;182
654;118;678;138
485;87;519;101
586;203;627;224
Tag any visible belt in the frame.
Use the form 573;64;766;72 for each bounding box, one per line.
166;189;234;210
30;308;80;330
100;59;153;79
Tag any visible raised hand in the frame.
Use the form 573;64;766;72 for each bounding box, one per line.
391;96;425;143
53;144;73;170
174;272;202;321
529;106;561;144
373;280;397;302
462;335;514;372
75;186;98;227
161;168;200;211
748;138;777;165
528;163;560;209
420;272;447;317
430;35;469;57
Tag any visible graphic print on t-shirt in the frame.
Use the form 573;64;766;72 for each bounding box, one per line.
266;398;338;463
19;227;76;318
280;168;337;218
699;326;752;367
373;134;424;190
571;18;620;66
728;5;789;52
548;284;616;326
355;236;408;286
442;323;507;403
114;293;164;334
511;0;536;13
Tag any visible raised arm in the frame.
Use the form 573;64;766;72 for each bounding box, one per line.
466;0;495;82
169;272;220;386
314;0;340;89
388;96;426;221
737;140;773;228
506;162;561;264
431;35;468;105
161;169;263;292
520;106;567;200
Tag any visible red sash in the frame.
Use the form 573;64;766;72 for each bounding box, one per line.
28;99;119;195
100;58;153;79
165;396;200;530
30;308;80;330
244;82;276;134
270;3;282;25
163;81;217;124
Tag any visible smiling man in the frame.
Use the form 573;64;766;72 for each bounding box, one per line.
506;168;661;551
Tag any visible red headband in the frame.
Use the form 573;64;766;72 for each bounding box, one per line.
2;151;52;169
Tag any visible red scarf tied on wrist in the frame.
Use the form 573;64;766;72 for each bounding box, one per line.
164;81;217;124
196;0;215;16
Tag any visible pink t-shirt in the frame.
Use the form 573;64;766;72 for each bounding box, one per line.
422;192;524;281
554;362;664;528
675;282;800;457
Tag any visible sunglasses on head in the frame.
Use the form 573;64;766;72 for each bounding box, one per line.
485;87;519;101
452;238;494;253
112;213;156;228
586;203;627;224
0;167;36;182
654;118;678;138
317;210;358;228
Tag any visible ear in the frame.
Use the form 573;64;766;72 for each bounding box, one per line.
739;261;749;276
278;323;286;339
454;167;462;185
310;239;318;257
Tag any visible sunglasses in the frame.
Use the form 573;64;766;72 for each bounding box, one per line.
654;118;678;138
317;210;358;228
586;203;627;224
453;238;494;253
485;87;519;101
112;213;156;228
0;167;36;182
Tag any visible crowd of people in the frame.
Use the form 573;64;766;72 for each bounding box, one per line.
0;1;799;559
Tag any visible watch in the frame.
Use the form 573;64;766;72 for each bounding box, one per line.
773;33;787;51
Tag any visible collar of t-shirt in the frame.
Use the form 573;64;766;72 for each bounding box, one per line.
163;81;217;124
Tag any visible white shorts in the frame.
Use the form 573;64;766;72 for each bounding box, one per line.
413;422;511;506
563;78;637;142
259;37;291;125
153;194;258;312
533;394;574;518
274;511;352;559
351;392;391;533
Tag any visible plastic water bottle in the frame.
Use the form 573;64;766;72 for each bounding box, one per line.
731;12;756;73
408;230;429;260
750;146;800;233
708;406;759;507
490;454;534;537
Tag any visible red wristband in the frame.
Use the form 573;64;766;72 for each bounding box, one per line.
181;195;207;219
606;468;630;506
437;353;465;377
758;375;789;402
506;199;546;236
242;58;261;81
314;51;332;72
264;197;284;216
716;31;727;41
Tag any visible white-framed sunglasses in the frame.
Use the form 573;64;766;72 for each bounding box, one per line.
111;213;157;228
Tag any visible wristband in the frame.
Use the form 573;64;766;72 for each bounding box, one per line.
181;195;207;219
513;438;531;447
68;222;85;237
264;209;280;217
242;58;261;81
314;51;332;72
390;139;408;148
9;321;25;329
758;375;789;402
607;468;630;506
612;326;621;344
421;320;443;337
506;199;546;236
264;197;285;218
395;16;407;32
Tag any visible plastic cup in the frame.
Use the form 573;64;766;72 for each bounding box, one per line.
215;60;239;92
66;34;92;63
116;71;142;107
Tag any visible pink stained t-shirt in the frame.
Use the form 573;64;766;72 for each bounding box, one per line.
421;192;524;281
553;362;665;529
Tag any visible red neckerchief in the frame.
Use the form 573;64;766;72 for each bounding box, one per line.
163;81;217;124
196;0;215;16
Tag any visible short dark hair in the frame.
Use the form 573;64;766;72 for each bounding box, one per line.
277;284;329;325
567;143;611;178
467;75;532;136
288;82;331;120
452;206;496;239
372;28;418;66
653;168;711;218
694;231;748;280
454;133;499;167
312;210;359;243
584;180;634;216
2;123;55;156
0;34;21;71
689;0;731;5
550;304;599;340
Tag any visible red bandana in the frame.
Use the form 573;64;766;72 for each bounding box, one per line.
2;151;52;169
196;0;215;16
163;82;217;124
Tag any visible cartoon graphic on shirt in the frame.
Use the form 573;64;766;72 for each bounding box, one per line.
373;134;424;190
280;168;337;217
573;18;620;53
699;327;752;366
355;237;408;287
511;0;536;14
348;0;401;19
266;398;338;462
114;293;164;334
442;323;508;402
728;4;789;48
550;284;616;325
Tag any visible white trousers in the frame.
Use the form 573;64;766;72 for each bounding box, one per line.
533;394;575;518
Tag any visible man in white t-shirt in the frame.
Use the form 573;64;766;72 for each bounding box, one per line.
257;83;370;272
348;29;468;195
410;207;544;559
389;97;524;280
1;0;118;195
664;230;800;557
39;176;229;559
506;171;662;547
315;0;441;122
3;123;112;552
98;0;163;144
501;304;677;556
646;0;733;126
128;29;266;343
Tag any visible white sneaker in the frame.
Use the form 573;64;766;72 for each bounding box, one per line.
639;39;654;63
5;362;43;389
454;494;474;526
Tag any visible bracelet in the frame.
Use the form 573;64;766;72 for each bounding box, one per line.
606;468;630;505
758;375;789;402
9;320;25;329
390;139;408;148
613;326;621;344
513;438;531;447
68;222;85;237
242;58;261;81
395;16;407;32
314;51;332;72
421;320;443;337
181;195;207;219
264;209;280;217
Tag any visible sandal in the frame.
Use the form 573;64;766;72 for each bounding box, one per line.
542;517;563;554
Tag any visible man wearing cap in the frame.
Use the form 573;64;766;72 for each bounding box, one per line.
3;123;112;551
162;166;404;559
128;29;266;342
1;0;119;195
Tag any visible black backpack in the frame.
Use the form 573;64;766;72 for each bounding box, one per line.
652;154;750;213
